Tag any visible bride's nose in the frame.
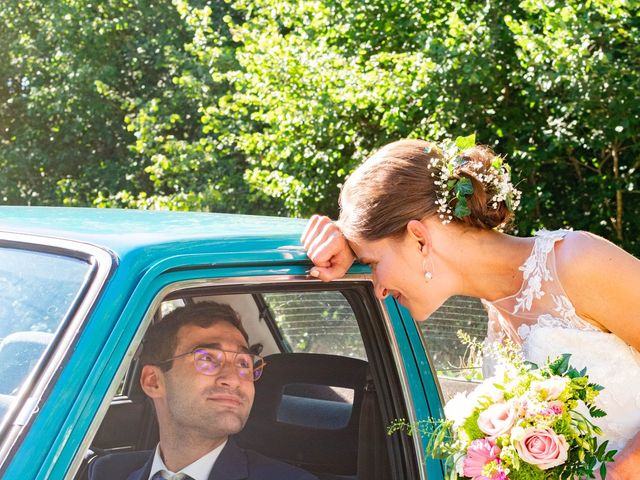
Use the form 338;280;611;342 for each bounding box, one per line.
374;284;389;300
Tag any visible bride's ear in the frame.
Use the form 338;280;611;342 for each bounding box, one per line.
406;220;431;256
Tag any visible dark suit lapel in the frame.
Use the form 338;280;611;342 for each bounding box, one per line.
126;453;154;480
209;440;248;480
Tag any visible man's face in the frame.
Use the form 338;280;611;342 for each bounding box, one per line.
159;321;255;440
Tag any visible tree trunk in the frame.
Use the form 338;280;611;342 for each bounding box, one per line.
611;146;623;241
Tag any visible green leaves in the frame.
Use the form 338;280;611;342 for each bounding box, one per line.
549;353;572;375
455;133;476;150
452;177;474;218
454;177;474;195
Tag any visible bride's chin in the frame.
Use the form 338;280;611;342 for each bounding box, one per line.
408;302;436;322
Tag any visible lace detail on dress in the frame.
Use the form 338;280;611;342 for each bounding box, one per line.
513;230;567;314
518;294;598;339
512;230;598;340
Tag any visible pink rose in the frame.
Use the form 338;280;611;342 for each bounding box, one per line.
477;401;517;440
463;439;501;478
513;427;569;469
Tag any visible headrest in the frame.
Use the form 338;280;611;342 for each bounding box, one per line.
236;352;368;475
0;331;55;395
0;331;54;348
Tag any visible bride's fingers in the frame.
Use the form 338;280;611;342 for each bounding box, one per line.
307;220;342;264
301;214;329;248
300;214;321;246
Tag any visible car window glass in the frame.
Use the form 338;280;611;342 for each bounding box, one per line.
0;247;91;422
418;295;488;400
263;291;367;360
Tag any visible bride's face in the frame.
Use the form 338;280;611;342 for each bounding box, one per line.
350;233;449;321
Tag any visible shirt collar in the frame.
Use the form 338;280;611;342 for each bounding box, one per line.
148;440;227;480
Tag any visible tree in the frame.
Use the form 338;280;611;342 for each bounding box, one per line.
1;0;638;254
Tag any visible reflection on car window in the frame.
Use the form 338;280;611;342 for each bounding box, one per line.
419;295;489;400
0;247;91;422
263;291;367;360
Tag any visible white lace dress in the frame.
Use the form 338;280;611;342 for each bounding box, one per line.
483;229;640;453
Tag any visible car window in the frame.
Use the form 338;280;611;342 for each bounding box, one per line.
418;295;489;400
263;291;367;359
0;246;92;422
89;283;415;480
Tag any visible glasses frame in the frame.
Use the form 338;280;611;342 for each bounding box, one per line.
156;346;267;382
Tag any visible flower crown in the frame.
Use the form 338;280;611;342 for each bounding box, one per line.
426;134;521;225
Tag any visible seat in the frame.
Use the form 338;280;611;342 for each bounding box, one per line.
0;331;54;395
235;353;369;480
84;449;151;480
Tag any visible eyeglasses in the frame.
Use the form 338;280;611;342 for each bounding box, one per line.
157;347;266;382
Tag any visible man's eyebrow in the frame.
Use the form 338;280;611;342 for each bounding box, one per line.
197;342;250;353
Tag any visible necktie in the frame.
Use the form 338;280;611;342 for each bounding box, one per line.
151;471;194;480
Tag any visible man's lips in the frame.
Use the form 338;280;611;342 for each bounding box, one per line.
207;394;243;406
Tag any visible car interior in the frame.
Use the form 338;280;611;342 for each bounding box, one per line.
73;282;421;480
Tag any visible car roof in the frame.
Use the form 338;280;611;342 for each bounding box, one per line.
0;207;310;262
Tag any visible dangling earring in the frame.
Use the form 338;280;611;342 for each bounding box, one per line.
422;258;434;283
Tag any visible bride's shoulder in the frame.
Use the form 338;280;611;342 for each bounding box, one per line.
555;230;637;273
555;230;640;350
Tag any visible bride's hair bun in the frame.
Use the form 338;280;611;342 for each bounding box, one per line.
455;145;515;230
338;139;519;242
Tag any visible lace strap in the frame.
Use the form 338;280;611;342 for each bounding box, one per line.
512;229;567;314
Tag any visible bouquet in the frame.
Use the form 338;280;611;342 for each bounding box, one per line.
389;346;616;479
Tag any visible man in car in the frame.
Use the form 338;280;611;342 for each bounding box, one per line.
89;301;316;480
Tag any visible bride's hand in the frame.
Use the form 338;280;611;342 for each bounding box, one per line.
301;215;355;282
597;431;640;479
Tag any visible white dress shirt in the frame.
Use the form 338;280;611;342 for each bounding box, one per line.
148;440;227;480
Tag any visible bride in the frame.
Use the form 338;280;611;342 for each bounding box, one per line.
301;138;640;479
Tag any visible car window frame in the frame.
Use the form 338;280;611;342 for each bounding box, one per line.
0;232;115;474
70;274;430;480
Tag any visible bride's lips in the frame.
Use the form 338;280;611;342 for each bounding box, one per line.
391;291;403;304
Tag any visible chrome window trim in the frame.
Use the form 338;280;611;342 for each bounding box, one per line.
0;232;115;470
69;274;426;479
378;303;428;480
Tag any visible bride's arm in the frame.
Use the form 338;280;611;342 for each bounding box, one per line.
557;231;640;479
596;432;640;480
555;230;640;351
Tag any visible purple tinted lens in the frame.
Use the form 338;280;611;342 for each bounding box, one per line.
194;349;223;375
252;361;265;381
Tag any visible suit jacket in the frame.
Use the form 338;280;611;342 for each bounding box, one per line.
88;440;318;480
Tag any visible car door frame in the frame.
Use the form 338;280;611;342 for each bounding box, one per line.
2;249;444;480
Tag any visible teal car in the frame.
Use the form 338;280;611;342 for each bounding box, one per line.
0;207;450;480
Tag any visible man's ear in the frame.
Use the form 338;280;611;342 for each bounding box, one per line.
140;365;165;399
406;219;431;256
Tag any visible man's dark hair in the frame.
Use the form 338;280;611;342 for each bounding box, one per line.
140;301;249;370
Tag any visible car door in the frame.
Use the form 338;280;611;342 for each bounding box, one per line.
2;245;446;479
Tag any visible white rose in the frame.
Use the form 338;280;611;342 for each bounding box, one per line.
444;392;476;427
470;377;505;404
477;401;518;440
531;376;569;401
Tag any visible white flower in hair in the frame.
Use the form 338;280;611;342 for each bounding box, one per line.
425;134;521;225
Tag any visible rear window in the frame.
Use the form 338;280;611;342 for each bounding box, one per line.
0;247;92;423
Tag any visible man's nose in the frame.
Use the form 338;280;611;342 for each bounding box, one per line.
215;361;242;387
